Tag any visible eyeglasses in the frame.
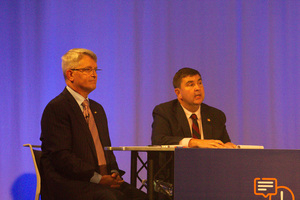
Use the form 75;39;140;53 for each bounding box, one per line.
71;67;101;74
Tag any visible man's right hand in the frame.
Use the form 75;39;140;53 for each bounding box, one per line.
99;174;124;188
188;139;226;148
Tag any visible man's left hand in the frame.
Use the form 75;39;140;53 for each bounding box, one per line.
224;142;237;148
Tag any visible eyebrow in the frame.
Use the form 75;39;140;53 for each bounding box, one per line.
186;80;194;85
83;66;97;69
185;78;202;85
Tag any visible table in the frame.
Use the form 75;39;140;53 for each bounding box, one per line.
106;146;300;199
105;145;178;200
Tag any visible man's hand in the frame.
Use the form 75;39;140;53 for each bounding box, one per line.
99;173;124;188
188;139;226;148
188;139;237;148
224;142;237;149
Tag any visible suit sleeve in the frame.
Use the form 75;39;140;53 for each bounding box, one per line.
151;105;185;145
41;102;95;182
213;108;231;143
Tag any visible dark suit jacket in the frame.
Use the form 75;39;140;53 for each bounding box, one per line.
40;88;120;200
151;99;231;145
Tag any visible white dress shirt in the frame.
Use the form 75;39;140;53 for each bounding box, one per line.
179;104;204;147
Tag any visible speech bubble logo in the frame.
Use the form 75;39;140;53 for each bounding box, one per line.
254;178;278;198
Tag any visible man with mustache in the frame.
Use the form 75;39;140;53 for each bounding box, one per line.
152;67;236;148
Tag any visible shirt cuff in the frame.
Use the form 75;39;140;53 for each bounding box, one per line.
111;169;119;175
179;138;192;147
90;172;102;184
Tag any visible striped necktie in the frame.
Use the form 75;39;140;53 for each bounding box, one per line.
190;114;201;139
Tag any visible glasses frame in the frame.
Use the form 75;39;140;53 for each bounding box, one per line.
71;67;102;74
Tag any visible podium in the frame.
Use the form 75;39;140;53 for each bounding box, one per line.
174;149;299;199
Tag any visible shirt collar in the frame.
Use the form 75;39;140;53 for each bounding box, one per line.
66;86;88;107
180;104;201;120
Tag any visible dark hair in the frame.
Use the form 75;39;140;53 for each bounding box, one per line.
173;67;201;88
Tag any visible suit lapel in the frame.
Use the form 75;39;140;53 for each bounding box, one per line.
201;104;213;139
175;101;191;137
62;88;98;160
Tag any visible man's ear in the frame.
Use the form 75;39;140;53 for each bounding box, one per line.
66;69;75;82
175;88;181;99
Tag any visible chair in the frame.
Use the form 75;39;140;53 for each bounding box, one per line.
23;144;42;200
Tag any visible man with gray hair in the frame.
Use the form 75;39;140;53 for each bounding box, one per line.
40;48;147;200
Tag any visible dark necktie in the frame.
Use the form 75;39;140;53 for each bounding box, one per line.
190;114;201;139
82;100;107;175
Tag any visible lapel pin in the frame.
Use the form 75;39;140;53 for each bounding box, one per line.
207;118;211;122
94;111;97;114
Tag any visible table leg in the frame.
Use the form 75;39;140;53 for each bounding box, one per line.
147;152;155;200
130;151;138;187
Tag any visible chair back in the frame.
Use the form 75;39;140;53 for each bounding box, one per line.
23;144;42;200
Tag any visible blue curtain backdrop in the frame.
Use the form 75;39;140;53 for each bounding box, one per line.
1;0;300;199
